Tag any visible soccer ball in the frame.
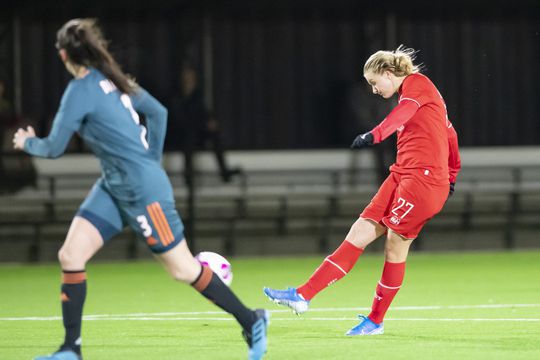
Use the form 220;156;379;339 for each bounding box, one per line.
195;251;233;286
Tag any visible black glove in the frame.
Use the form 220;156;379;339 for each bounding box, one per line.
449;182;455;197
351;132;374;149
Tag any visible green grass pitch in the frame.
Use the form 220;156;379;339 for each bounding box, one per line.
1;250;539;359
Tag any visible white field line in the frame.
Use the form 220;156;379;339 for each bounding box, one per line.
1;303;539;322
1;317;540;322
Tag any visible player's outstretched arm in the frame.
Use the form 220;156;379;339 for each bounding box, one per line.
16;81;87;158
16;124;74;158
370;99;419;144
351;99;419;149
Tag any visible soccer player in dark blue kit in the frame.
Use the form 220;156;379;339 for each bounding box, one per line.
12;18;268;360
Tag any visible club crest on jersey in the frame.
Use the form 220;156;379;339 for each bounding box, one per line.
390;216;401;225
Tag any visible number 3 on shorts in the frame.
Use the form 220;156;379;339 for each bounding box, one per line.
391;197;415;219
136;215;153;237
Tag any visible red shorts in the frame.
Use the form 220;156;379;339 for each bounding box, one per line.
360;172;448;239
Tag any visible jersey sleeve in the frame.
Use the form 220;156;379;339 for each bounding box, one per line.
447;121;461;183
24;81;90;158
399;74;432;107
24;126;76;158
370;99;419;143
130;87;168;162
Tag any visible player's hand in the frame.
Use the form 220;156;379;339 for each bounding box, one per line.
350;132;374;149
449;182;455;197
12;126;36;150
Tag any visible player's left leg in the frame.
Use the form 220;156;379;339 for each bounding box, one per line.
156;241;269;359
346;175;448;336
346;229;412;336
132;197;268;359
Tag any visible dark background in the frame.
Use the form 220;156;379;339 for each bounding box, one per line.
1;0;539;149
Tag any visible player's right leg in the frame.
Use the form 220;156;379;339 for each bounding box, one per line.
264;174;396;314
34;181;123;360
264;217;385;314
34;217;108;360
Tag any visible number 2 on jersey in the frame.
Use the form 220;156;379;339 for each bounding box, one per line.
391;197;415;219
120;94;149;150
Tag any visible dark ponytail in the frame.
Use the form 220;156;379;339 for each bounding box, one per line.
56;18;136;94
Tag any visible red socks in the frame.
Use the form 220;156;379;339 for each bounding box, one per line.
368;261;406;324
297;241;363;301
295;240;406;326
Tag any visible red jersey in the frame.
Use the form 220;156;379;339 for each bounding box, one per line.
371;73;461;185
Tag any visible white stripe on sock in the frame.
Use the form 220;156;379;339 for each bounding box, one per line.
324;258;347;275
378;281;401;290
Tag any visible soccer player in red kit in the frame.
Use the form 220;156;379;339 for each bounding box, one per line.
264;45;461;335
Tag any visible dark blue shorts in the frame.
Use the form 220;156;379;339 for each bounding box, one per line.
76;179;184;253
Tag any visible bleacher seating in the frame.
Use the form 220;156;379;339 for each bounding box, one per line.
1;147;540;262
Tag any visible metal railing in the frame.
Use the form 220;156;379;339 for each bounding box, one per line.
1;164;540;261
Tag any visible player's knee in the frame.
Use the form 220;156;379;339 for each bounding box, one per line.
384;246;403;263
58;247;84;268
384;233;412;262
346;218;381;248
58;247;74;267
168;265;198;283
169;269;188;283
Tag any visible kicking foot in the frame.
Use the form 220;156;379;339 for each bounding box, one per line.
263;287;309;315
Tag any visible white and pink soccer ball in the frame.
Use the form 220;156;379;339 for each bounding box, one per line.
196;251;233;286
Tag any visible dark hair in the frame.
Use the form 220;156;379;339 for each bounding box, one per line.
56;18;136;94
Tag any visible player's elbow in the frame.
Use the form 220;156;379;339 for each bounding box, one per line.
49;152;63;159
48;148;65;159
37;141;66;159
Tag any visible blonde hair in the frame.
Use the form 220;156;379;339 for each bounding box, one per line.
363;45;422;77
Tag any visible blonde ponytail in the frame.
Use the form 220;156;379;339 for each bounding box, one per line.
364;45;422;77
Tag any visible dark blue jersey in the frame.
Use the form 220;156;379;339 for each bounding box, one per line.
25;68;172;202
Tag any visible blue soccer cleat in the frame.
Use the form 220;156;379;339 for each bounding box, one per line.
345;315;384;336
263;287;309;315
243;309;270;360
33;350;81;360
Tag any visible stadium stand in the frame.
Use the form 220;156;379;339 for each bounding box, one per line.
1;147;539;262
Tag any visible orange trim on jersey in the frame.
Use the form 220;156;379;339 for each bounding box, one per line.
147;204;166;244
147;202;174;246
146;236;158;246
156;203;174;244
149;202;173;245
154;203;174;244
62;272;86;284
